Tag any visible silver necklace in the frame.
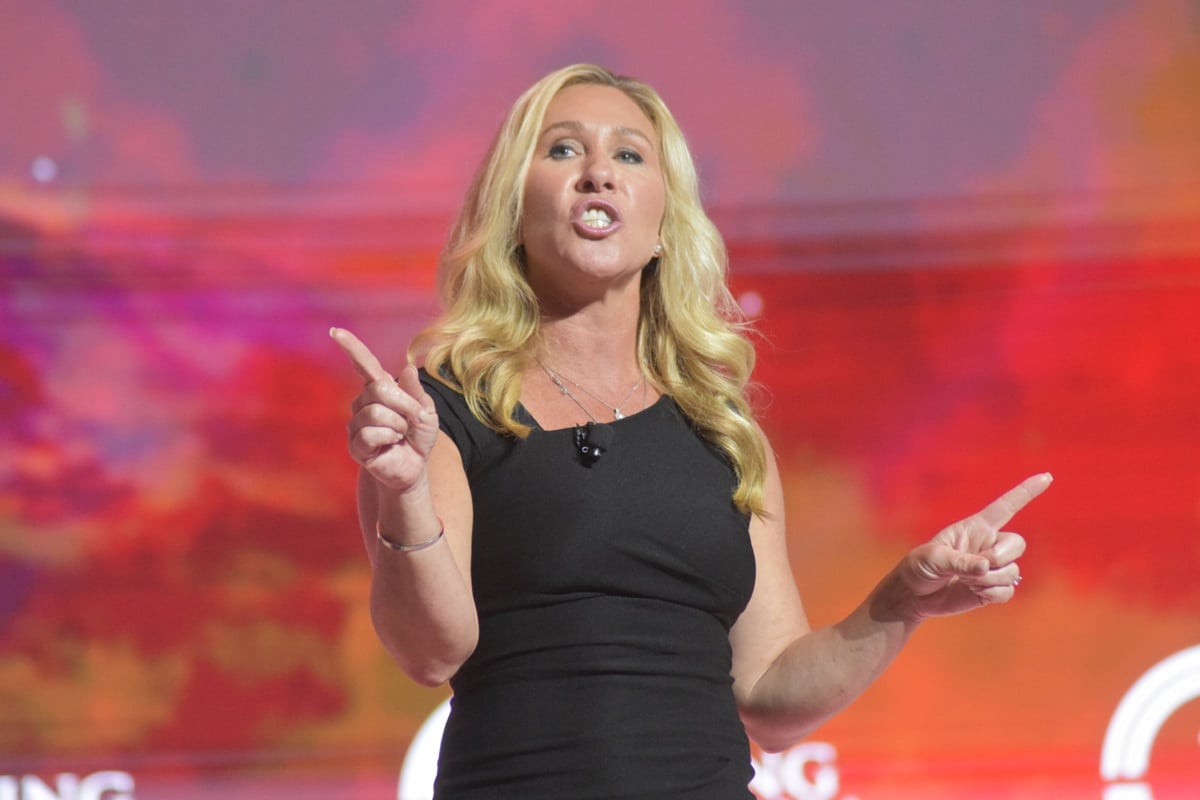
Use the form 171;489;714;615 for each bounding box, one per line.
539;361;644;421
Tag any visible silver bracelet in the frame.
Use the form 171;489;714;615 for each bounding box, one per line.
376;521;445;552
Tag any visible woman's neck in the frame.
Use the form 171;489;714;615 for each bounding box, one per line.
536;308;642;394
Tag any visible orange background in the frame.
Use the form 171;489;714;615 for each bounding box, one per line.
2;2;1199;797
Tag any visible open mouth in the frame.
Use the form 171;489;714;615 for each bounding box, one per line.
571;200;622;238
579;207;613;229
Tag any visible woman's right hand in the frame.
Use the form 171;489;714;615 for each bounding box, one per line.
330;327;440;494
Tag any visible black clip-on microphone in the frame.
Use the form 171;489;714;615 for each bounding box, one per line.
574;422;613;466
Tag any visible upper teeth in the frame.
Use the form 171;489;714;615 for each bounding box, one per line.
581;208;612;228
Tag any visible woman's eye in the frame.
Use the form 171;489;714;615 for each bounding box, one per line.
549;143;577;159
617;149;644;164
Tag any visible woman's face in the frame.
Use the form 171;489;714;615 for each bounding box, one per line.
520;83;666;301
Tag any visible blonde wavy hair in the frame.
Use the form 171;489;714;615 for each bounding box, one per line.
410;63;767;516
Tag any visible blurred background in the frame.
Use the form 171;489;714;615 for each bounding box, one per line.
2;1;1198;798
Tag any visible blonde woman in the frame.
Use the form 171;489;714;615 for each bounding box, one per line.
333;64;1050;799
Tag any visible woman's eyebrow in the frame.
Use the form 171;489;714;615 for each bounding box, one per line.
539;120;653;146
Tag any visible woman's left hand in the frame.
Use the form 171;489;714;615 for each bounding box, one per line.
896;473;1053;619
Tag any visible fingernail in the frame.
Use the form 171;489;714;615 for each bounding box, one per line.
329;327;338;338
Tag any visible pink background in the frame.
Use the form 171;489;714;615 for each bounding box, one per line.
2;2;1199;797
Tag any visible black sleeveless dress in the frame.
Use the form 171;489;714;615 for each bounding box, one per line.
420;371;757;799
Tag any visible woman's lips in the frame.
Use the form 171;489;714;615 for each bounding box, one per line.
570;199;622;239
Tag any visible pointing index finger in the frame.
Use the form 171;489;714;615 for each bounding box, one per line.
330;327;391;383
977;472;1054;530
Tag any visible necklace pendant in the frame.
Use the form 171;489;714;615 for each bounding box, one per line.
613;410;625;420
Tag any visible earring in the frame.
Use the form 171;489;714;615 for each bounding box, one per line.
653;243;663;256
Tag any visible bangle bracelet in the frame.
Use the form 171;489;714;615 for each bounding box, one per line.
376;521;445;552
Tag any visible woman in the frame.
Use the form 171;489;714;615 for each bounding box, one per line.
332;63;1051;799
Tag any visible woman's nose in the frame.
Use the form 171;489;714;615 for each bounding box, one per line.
577;156;615;193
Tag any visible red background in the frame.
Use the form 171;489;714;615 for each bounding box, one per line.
2;2;1199;797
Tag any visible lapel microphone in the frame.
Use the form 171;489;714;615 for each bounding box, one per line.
574;422;614;466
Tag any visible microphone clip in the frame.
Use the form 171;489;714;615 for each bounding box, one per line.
574;422;613;466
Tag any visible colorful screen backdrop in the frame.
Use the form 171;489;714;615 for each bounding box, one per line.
2;2;1199;798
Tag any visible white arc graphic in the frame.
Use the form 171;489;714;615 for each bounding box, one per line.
1100;644;1200;800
